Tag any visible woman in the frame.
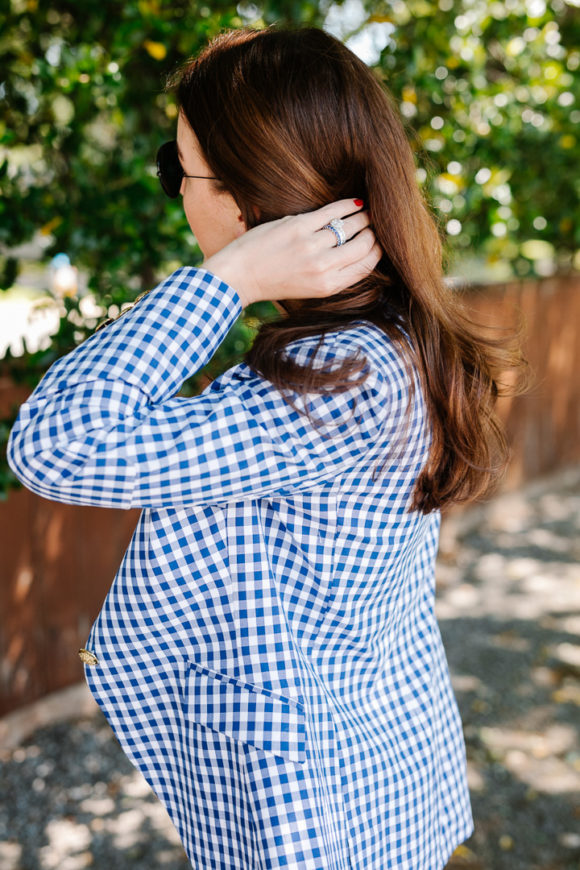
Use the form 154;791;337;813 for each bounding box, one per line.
8;24;526;870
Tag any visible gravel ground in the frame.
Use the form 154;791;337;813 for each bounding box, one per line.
1;466;579;870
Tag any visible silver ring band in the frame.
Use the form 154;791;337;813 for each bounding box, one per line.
325;225;343;246
322;217;347;247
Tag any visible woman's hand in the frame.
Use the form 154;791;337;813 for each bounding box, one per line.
201;199;383;309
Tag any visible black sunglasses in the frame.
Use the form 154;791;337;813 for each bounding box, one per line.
156;139;219;199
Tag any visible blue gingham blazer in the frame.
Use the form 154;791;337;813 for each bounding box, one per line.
8;267;474;869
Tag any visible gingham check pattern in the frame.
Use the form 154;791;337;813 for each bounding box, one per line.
8;267;474;868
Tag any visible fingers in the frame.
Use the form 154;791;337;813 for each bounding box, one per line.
315;223;380;294
337;239;383;290
321;224;376;270
315;212;373;263
302;198;366;232
345;211;372;241
284;199;381;298
317;234;382;295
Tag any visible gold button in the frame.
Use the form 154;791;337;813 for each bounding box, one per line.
78;648;99;666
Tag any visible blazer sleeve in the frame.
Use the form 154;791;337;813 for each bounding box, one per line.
7;266;390;509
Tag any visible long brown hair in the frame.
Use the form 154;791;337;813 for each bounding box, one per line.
169;24;530;515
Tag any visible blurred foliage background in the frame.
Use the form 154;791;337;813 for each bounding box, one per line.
0;0;579;497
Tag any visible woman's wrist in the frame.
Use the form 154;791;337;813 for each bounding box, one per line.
201;252;253;309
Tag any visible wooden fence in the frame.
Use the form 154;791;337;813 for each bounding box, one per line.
1;273;579;715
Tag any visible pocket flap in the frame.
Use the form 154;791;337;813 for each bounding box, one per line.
182;664;308;764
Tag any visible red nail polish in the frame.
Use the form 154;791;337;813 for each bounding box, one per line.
354;198;364;206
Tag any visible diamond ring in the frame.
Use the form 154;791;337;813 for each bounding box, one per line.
322;217;347;247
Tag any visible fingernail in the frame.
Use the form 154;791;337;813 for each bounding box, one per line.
354;199;364;207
